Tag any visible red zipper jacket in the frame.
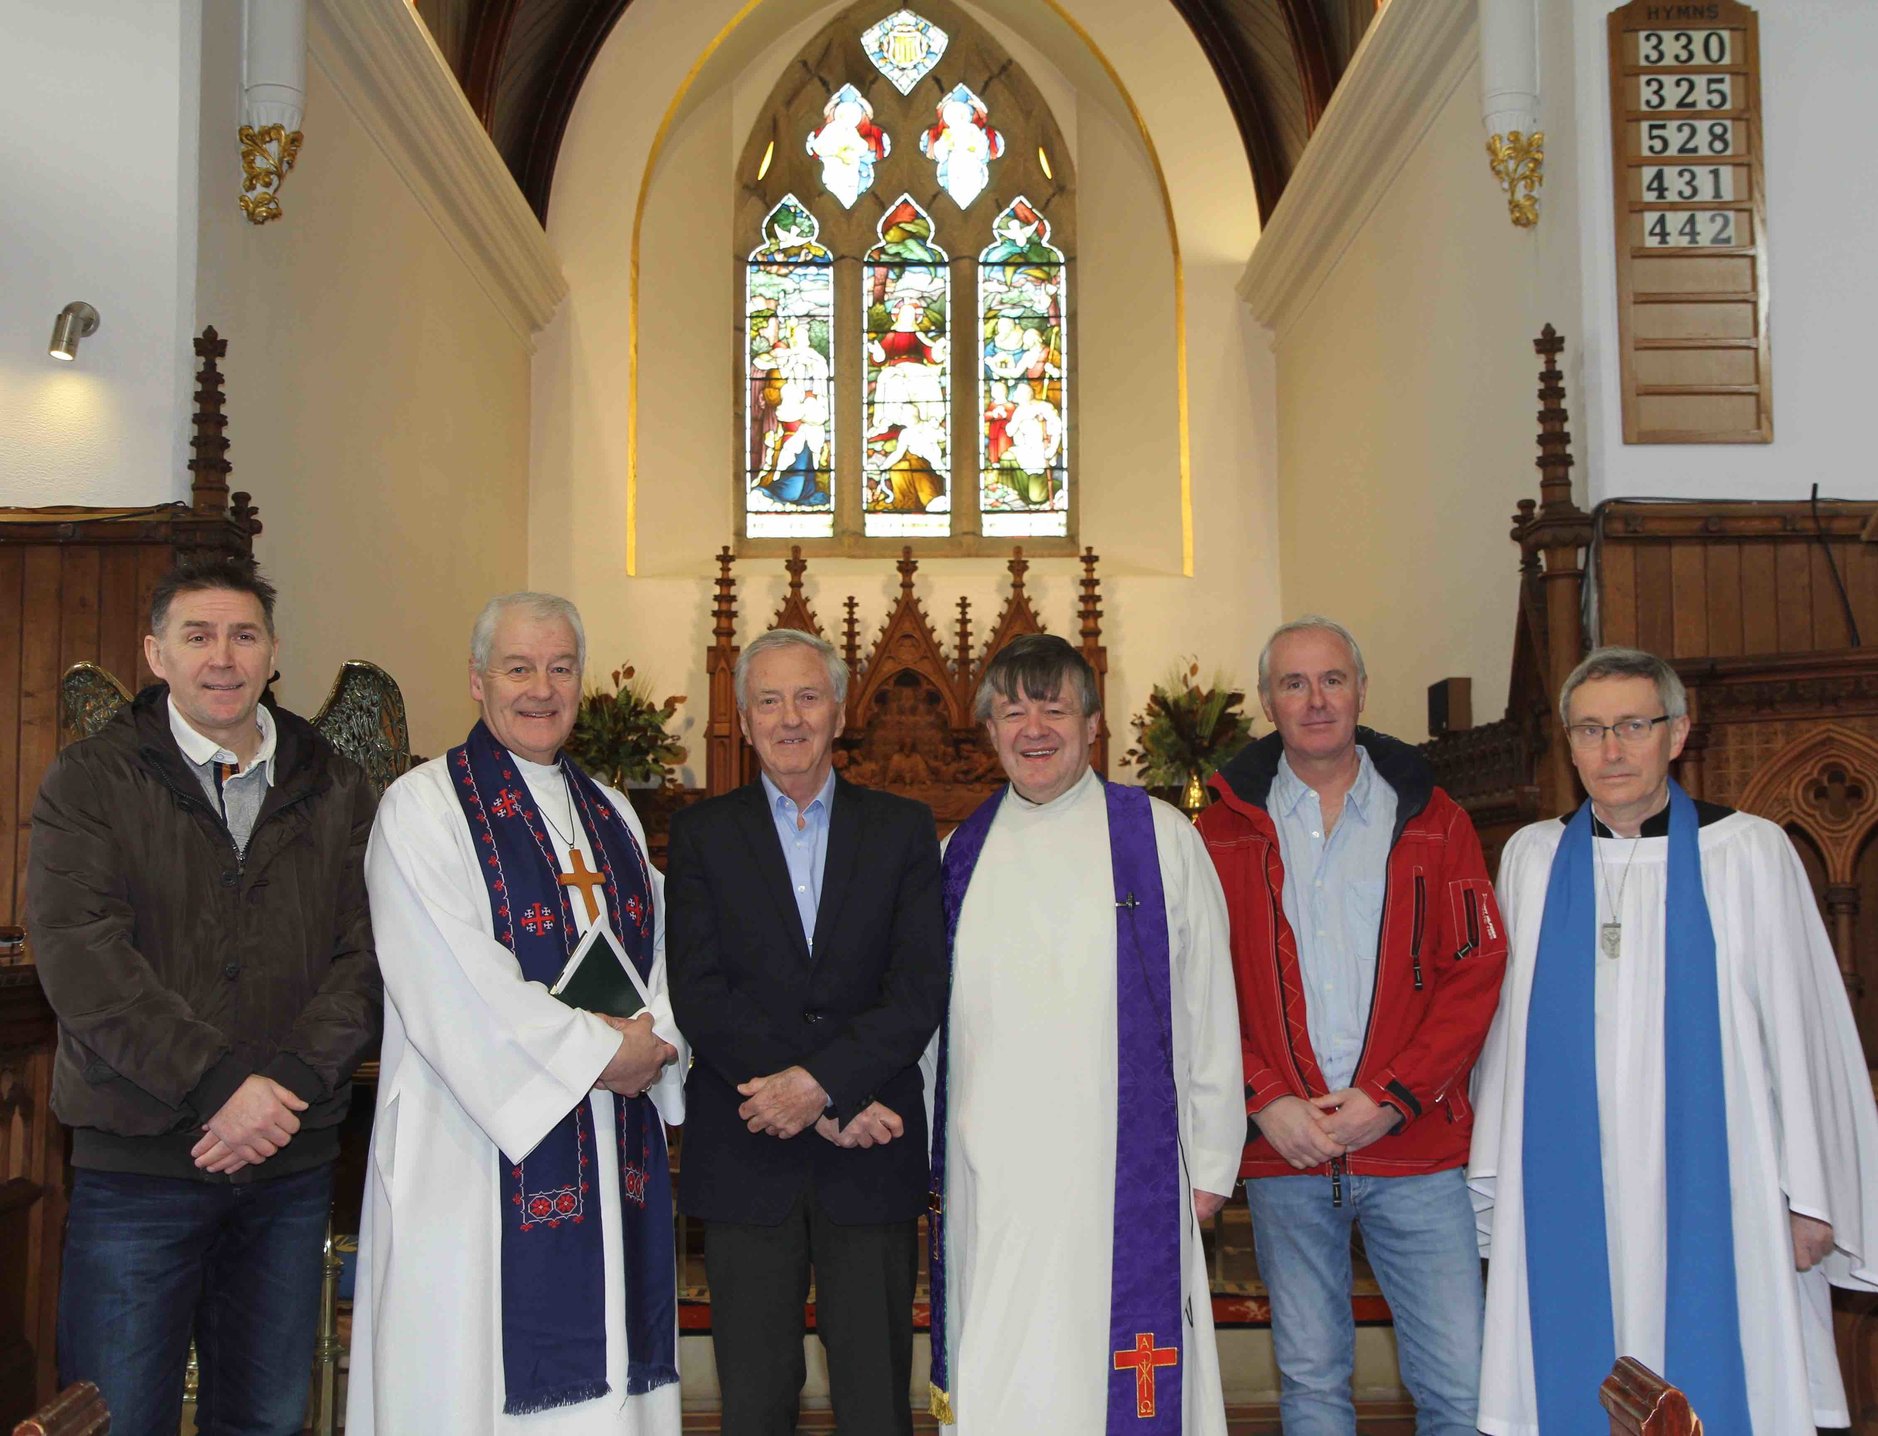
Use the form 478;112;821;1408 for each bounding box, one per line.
1197;728;1507;1182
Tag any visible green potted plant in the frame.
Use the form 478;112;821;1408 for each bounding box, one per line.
1123;662;1256;814
561;665;688;794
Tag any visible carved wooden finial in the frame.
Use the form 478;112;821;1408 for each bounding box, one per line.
1007;546;1028;597
898;545;919;596
188;327;233;518
955;595;974;685
785;544;808;599
1533;324;1577;516
843;596;861;669
1078;545;1103;647
712;546;738;644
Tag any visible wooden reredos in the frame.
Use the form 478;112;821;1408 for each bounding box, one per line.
704;544;1107;825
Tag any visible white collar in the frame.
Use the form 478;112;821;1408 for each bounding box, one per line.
167;695;278;784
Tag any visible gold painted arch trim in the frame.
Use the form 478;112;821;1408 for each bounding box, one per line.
626;0;1193;577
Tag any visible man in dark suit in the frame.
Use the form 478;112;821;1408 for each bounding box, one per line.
667;627;946;1436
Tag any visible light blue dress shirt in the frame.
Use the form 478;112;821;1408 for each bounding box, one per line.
762;768;836;954
1270;747;1397;1092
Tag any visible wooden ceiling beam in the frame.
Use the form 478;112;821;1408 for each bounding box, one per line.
1276;0;1338;128
519;0;634;221
1165;0;1285;223
463;0;524;128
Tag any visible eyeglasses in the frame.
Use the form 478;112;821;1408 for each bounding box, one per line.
1564;714;1673;748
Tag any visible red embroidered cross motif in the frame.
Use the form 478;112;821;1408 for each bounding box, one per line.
623;1166;648;1207
491;788;524;819
1113;1333;1178;1418
520;903;556;936
624;895;644;929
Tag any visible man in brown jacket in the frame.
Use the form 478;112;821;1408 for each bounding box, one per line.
27;558;380;1436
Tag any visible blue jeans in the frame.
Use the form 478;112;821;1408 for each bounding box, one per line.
1246;1167;1483;1436
57;1163;333;1436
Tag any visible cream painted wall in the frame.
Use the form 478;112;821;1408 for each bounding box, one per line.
535;0;1278;783
1272;65;1567;741
1571;0;1878;505
0;0;200;506
195;10;534;758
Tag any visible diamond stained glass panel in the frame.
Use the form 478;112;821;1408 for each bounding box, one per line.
978;198;1067;537
745;196;836;539
920;84;1004;209
861;9;948;96
863;196;950;538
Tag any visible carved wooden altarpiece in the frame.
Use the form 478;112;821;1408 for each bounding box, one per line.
703;544;1108;826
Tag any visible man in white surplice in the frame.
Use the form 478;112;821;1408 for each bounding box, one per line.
348;593;688;1435
926;635;1243;1435
1470;645;1878;1434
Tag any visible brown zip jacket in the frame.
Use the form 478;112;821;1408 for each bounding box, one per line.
26;685;381;1181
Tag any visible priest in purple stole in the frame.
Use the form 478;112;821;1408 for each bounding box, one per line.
349;594;688;1436
925;635;1244;1435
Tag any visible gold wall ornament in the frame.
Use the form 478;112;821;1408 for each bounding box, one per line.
1486;129;1544;228
238;123;304;225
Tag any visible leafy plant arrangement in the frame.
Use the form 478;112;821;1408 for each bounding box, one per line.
562;665;688;789
1123;661;1256;791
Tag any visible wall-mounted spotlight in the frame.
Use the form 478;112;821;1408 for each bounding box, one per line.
48;302;100;363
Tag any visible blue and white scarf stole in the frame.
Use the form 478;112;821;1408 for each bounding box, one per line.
1523;780;1750;1433
928;782;1185;1432
447;721;677;1414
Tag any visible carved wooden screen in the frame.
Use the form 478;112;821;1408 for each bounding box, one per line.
703;543;1106;826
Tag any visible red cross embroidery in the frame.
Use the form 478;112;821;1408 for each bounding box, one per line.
491;788;524;818
1113;1333;1178;1418
623;1167;648;1206
624;895;644;928
520;903;556;936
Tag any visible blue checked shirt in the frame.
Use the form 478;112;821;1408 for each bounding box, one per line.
1269;748;1396;1093
762;768;835;954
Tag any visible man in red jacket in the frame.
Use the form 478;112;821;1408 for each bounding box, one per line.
1197;617;1506;1435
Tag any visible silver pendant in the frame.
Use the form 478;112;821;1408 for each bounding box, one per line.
1600;921;1622;959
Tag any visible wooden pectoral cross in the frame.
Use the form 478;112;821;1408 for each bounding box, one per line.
1113;1332;1178;1418
558;848;605;925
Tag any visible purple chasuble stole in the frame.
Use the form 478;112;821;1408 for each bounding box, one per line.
928;782;1184;1432
448;722;678;1414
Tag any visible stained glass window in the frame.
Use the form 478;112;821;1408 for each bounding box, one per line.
861;9;947;96
920;84;1003;209
806;84;889;210
978;198;1067;537
745;196;835;539
862;196;950;538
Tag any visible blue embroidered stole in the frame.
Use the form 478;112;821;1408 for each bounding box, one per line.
928;781;1185;1432
1523;780;1750;1432
447;721;677;1413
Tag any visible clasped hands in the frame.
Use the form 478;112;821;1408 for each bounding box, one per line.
1253;1090;1403;1171
193;1074;308;1175
595;1012;680;1098
736;1065;903;1149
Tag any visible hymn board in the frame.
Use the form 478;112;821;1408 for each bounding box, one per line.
1607;0;1771;443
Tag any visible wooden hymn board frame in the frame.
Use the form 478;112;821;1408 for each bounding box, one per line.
1608;0;1771;443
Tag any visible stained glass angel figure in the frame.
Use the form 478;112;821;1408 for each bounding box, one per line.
920;84;1004;209
806;83;889;209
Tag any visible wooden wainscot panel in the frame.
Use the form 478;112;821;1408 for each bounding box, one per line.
0;956;61;1425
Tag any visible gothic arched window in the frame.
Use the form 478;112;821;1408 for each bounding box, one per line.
737;2;1076;557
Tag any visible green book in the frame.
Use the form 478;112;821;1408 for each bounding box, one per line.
550;922;649;1020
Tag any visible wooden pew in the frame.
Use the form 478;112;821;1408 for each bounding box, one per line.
1601;1357;1701;1436
10;1381;106;1436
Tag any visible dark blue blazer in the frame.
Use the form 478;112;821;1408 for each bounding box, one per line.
665;776;945;1226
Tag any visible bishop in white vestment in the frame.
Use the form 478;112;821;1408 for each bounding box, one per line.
926;636;1243;1436
348;596;687;1436
1470;648;1878;1434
